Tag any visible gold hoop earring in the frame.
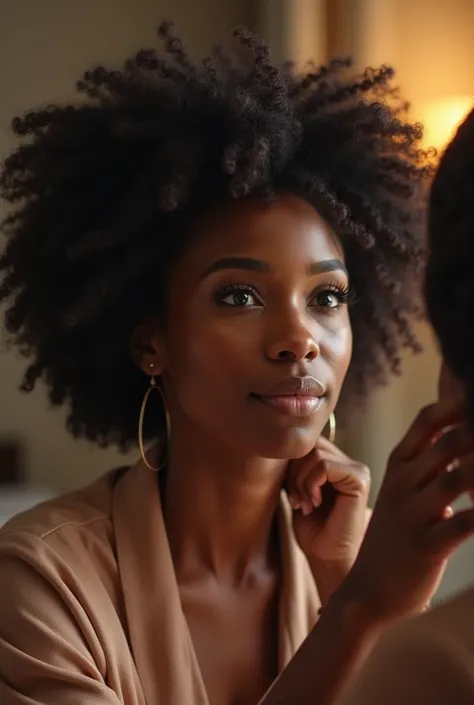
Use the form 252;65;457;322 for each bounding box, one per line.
138;364;171;471
326;412;336;444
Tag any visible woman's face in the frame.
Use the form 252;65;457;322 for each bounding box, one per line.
151;194;352;460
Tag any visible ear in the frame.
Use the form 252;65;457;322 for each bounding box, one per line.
130;320;166;377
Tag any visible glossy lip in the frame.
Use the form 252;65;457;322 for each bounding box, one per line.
256;375;327;398
251;376;326;418
253;394;323;418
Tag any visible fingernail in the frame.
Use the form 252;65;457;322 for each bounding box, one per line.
302;502;313;516
312;497;321;508
443;505;454;519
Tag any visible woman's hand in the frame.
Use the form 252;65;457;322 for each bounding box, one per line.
339;398;474;626
286;437;371;604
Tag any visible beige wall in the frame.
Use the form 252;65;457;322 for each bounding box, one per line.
0;0;253;493
258;0;327;66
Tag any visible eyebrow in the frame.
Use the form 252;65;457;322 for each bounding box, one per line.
309;259;348;277
200;256;347;279
200;257;270;279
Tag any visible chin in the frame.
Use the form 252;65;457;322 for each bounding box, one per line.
252;427;321;460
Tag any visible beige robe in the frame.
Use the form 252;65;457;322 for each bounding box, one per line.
0;459;320;705
339;586;474;705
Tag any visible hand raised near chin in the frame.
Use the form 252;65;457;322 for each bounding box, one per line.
285;436;371;605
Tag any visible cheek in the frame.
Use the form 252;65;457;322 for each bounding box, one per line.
321;315;353;377
165;314;257;392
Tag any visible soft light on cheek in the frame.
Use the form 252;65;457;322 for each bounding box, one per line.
322;320;353;368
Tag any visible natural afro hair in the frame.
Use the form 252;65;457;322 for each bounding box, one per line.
426;107;474;425
0;22;433;449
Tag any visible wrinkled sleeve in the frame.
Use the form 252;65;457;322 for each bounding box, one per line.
0;538;120;705
339;618;474;705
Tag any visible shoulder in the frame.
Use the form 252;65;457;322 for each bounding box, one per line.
0;467;123;536
341;589;474;705
0;469;130;656
0;467;126;574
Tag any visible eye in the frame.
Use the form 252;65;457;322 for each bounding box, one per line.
310;285;351;310
216;284;262;308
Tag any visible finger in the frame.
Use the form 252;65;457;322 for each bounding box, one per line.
391;398;465;463
327;460;371;498
286;446;331;513
427;507;474;556
411;452;474;522
286;456;321;514
310;459;371;499
302;466;327;508
291;453;365;511
405;426;474;491
295;462;326;515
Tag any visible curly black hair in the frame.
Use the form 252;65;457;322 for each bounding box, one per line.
0;23;433;449
426;107;474;424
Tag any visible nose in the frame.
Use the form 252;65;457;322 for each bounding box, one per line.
265;314;320;363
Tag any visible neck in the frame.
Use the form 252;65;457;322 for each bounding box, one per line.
160;423;287;587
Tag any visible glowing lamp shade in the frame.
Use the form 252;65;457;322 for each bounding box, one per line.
420;95;474;152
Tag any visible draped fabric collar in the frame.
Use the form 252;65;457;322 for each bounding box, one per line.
113;460;320;705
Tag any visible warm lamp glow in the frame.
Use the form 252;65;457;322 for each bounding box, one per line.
420;95;474;151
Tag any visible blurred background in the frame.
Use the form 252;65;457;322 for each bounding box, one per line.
0;0;473;601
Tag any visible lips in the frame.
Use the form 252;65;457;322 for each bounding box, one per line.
251;376;326;418
257;375;326;398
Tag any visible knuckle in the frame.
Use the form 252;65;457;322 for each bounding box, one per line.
354;463;372;490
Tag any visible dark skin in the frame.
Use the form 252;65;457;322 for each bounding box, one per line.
134;195;474;705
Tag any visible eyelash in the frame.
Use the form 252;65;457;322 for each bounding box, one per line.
215;283;262;307
320;283;353;307
215;282;354;310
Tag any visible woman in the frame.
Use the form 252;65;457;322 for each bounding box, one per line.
0;23;473;705
337;107;474;705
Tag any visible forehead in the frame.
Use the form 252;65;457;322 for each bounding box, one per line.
183;194;344;271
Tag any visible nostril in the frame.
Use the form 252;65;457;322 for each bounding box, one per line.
277;350;297;362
